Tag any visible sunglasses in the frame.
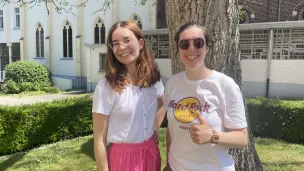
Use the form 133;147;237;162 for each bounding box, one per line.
178;38;205;50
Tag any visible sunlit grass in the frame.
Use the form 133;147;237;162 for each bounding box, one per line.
1;128;303;171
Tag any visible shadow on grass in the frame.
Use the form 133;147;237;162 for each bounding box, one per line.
254;138;284;146
80;137;112;162
80;138;95;161
0;153;26;170
263;161;304;167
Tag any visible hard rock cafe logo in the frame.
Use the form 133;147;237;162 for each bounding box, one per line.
168;97;210;123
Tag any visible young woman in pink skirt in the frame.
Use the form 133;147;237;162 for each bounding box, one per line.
92;21;164;171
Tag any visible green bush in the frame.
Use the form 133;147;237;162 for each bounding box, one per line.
1;79;21;94
19;82;34;92
247;97;304;144
42;86;61;94
0;96;93;155
4;60;51;93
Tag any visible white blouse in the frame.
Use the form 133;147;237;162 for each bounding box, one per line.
92;77;164;143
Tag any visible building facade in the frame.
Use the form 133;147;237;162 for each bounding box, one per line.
239;0;304;24
0;0;156;90
155;0;304;27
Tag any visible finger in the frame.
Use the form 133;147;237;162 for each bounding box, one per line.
189;125;199;132
197;114;207;125
192;138;198;144
189;128;194;134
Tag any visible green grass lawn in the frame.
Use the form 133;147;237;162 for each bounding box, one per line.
1;128;303;171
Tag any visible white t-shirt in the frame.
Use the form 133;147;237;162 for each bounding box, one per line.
164;71;247;171
92;77;164;143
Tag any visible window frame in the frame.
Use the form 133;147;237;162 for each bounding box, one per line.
62;21;73;58
94;18;106;44
35;23;44;58
99;53;106;72
0;10;3;29
14;8;20;28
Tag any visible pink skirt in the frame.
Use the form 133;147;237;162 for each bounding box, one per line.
108;136;161;171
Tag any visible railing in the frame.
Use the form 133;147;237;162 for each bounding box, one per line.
0;70;5;82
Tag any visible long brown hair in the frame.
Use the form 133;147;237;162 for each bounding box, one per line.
105;21;161;93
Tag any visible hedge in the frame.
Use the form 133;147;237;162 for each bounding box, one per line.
247;97;304;144
0;96;302;155
0;95;93;155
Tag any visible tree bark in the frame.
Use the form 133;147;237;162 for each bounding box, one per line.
166;0;263;170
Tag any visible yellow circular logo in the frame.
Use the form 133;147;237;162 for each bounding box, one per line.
173;97;201;123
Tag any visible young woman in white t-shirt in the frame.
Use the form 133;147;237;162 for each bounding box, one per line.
92;21;164;171
157;23;248;171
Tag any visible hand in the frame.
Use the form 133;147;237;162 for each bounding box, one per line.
153;130;159;144
189;113;213;144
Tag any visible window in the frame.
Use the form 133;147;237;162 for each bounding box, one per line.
15;8;20;28
0;10;3;29
63;21;73;58
0;43;9;70
144;34;170;59
36;23;44;57
129;14;142;29
99;53;106;71
12;43;20;62
94;18;106;44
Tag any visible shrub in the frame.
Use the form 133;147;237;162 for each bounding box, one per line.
42;86;61;94
4;60;51;93
0;96;93;155
19;82;34;92
247;97;304;144
1;79;21;94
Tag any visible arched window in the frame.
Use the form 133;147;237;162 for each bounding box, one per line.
36;23;44;57
130;14;142;29
63;21;73;57
94;18;106;44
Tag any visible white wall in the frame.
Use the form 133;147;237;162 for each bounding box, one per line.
155;59;172;78
241;60;268;82
241;59;304;98
52;77;73;90
0;4;21;43
82;0;113;45
270;60;304;84
153;59;304;98
241;60;304;84
86;44;107;91
9;4;21;43
25;5;48;66
119;1;150;30
0;7;6;43
52;4;77;77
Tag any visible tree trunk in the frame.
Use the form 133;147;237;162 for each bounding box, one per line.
165;0;263;170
